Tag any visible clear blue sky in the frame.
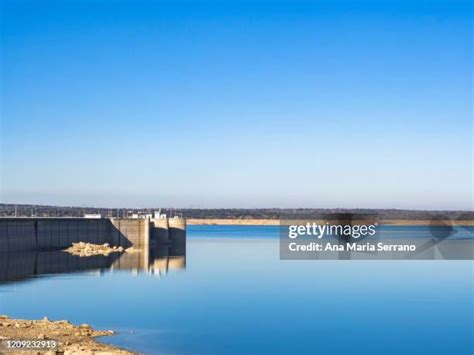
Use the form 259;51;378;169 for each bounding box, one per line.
1;0;472;209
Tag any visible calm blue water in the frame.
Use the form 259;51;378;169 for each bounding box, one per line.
0;225;473;354
187;224;474;239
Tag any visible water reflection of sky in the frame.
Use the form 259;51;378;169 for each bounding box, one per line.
188;224;474;239
0;226;472;354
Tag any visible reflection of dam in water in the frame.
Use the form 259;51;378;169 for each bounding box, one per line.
0;243;186;284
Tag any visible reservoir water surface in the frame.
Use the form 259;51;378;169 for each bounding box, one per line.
0;225;472;354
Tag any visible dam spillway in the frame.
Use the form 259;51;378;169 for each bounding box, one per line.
0;217;186;252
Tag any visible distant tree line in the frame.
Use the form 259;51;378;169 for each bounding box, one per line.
0;204;472;220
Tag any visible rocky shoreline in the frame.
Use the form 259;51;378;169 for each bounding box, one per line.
0;315;133;354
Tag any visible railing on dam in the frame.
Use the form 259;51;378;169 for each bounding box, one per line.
0;217;186;252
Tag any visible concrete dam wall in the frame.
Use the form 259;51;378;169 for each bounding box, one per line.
0;217;186;252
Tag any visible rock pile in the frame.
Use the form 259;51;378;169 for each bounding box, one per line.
64;242;139;257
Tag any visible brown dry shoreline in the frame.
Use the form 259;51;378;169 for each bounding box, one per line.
0;315;133;354
187;218;474;226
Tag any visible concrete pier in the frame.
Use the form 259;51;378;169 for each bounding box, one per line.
0;217;186;252
168;217;186;245
151;218;170;244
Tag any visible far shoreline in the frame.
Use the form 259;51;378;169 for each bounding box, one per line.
187;219;474;226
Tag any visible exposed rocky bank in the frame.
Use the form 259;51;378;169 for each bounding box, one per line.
0;315;133;354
